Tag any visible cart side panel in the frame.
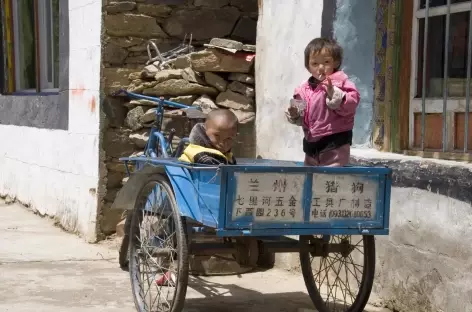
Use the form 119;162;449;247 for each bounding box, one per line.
164;166;205;223
190;169;222;229
217;165;392;237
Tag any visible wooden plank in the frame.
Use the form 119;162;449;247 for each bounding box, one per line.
455;112;472;151
5;0;15;92
382;0;396;152
398;0;414;150
413;113;443;149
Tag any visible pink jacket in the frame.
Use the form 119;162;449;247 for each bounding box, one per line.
289;71;360;142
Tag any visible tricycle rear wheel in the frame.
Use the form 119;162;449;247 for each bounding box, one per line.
300;235;375;312
129;175;189;312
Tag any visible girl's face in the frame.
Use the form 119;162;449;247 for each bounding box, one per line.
308;48;339;81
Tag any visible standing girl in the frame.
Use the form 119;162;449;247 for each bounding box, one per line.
286;37;360;167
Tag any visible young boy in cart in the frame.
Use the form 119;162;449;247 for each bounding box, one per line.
178;109;239;165
157;109;239;286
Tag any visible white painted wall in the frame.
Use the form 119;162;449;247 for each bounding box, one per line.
255;1;377;159
255;0;323;161
0;0;102;242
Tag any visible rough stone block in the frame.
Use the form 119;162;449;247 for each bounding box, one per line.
193;95;218;114
182;67;206;85
140;108;158;124
103;68;137;95
204;72;228;92
107;161;132;174
172;55;191;69
141;64;159;79
108;36;145;48
103;42;128;65
194;0;229;8
154;69;183;83
128;71;142;81
169;95;198;105
104;129;136;158
143;79;218;97
216;90;254;111
136;4;172;17
127;79;158;93
102;96;128;128
230;0;259;12
129;131;150;148
163;7;240;40
125;106;145;130
228;72;255;85
105;13;168;38
100;204;123;236
107;171;127;189
208;38;244;50
228;80;255;98
230;109;255;124
106;1;136;14
190;49;254;73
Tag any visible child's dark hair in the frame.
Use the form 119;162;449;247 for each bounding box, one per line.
304;38;343;70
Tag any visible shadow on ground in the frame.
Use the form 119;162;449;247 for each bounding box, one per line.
185;275;314;311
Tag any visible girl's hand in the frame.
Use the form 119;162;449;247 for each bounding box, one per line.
287;105;299;118
322;77;334;99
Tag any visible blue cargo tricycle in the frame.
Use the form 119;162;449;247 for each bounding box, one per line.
112;90;392;312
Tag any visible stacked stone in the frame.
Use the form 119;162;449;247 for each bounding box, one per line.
122;38;257;155
101;39;257;235
103;0;258;68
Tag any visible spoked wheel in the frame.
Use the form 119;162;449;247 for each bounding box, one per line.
300;235;375;312
129;175;189;312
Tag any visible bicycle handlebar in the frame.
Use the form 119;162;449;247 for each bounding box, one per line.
113;89;191;110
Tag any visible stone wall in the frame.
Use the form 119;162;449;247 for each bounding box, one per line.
102;0;258;69
100;0;259;236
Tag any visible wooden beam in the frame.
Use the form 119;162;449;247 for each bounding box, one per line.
398;0;414;150
5;0;15;92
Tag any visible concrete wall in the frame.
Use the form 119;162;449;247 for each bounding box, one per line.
255;0;377;160
0;0;102;242
350;149;472;312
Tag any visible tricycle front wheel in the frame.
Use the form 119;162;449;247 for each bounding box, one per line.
129;175;189;312
300;235;375;312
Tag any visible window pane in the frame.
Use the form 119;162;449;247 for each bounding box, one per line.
419;0;470;9
15;0;36;90
417;11;471;97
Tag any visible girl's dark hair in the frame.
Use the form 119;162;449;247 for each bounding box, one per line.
304;38;343;70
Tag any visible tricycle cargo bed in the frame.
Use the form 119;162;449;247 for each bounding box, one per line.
118;157;392;237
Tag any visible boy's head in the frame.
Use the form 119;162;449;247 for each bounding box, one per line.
205;109;238;153
304;38;343;81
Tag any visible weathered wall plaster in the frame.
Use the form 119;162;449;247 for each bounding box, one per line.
0;0;102;242
350;149;472;312
334;0;376;146
255;0;377;160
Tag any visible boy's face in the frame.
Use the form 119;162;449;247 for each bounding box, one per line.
308;48;338;81
205;119;237;153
